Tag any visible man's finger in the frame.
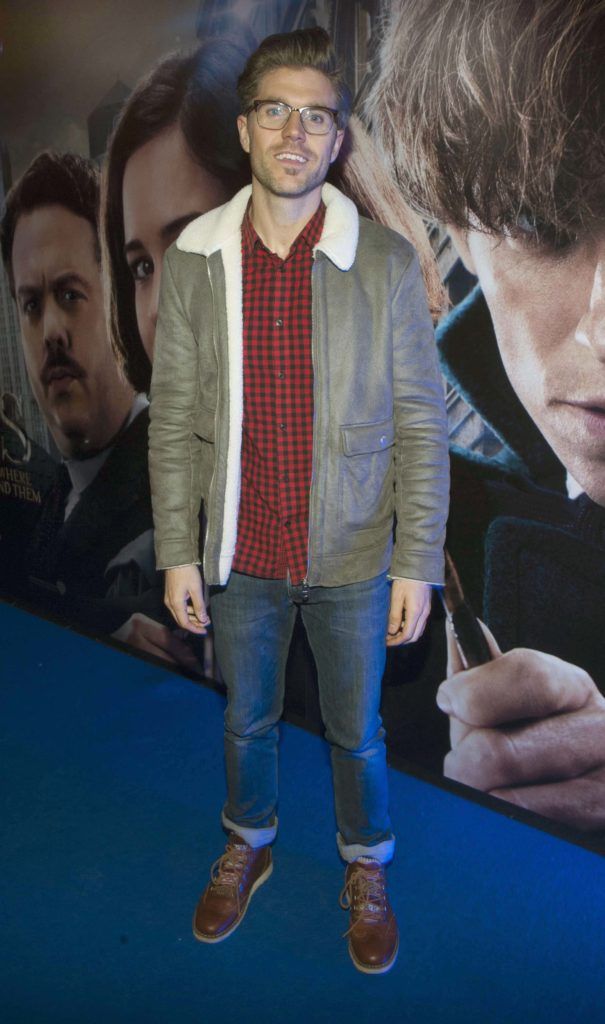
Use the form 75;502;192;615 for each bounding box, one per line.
443;707;605;791
392;604;428;645
137;619;203;671
386;604;429;646
164;565;208;634
438;648;596;727
187;590;209;626
387;593;405;637
165;595;190;631
387;579;431;646
408;605;431;644
164;631;204;672
491;764;605;832
442;618;502;743
398;601;422;643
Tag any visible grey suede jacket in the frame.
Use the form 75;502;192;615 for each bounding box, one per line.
149;184;449;587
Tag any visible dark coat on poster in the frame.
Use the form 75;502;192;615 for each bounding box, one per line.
0;417;57;593
24;406;164;635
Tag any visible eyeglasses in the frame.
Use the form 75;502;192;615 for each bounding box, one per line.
248;99;339;135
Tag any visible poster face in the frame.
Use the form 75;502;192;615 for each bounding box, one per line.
1;0;604;853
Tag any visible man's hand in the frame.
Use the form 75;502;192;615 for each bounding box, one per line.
436;621;605;831
164;564;210;635
112;613;203;673
386;578;431;646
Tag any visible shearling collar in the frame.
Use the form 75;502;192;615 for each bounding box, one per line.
175;182;359;271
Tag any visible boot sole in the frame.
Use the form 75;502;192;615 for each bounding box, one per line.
347;933;399;975
192;859;273;944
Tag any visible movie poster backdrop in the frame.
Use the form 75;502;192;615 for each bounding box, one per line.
1;0;603;852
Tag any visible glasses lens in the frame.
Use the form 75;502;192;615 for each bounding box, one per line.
256;101;289;129
255;102;336;134
300;107;334;134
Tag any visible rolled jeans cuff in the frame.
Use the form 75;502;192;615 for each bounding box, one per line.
337;832;395;865
222;810;277;849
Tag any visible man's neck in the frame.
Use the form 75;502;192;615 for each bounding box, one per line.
249;180;323;258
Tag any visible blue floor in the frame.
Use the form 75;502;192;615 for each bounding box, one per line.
3;601;605;1024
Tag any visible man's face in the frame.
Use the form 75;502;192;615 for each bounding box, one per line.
451;224;605;505
237;66;344;200
11;204;133;458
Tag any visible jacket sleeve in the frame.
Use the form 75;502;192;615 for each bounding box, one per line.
390;250;449;584
148;248;204;570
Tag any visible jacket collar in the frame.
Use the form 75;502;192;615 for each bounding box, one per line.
175;182;359;271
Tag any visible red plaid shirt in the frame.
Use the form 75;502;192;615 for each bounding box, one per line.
232;201;325;583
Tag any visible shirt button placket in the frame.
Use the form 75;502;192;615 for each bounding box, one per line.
275;267;288;536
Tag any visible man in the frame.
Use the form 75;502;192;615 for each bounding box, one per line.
0;151;196;665
370;0;605;834
149;28;449;973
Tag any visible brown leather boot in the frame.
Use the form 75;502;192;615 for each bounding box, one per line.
340;859;399;974
193;833;273;943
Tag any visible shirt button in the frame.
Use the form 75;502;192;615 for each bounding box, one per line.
275;318;283;327
279;423;286;431
277;372;285;379
380;434;388;445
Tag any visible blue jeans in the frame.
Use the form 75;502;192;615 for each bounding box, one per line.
209;571;395;864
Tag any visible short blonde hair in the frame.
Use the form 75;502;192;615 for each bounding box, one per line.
237;27;351;129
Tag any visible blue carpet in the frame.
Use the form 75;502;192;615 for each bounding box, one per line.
2;602;605;1024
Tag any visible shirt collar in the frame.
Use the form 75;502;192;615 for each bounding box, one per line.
566;471;584;500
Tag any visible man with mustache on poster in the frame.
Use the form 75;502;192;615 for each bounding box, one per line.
0;151;178;651
370;0;605;836
148;27;448;972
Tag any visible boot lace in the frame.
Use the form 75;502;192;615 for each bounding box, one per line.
339;865;387;938
209;842;250;912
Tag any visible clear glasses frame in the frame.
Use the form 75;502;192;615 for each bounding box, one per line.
248;99;339;135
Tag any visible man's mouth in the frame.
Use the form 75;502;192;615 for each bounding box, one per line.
274;151;309;164
566;399;605;415
560;398;605;438
42;364;84;390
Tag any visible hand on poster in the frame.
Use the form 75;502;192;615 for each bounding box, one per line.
112;613;203;674
437;622;605;831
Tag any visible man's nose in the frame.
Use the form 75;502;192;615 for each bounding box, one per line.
43;302;70;351
575;255;605;361
282;109;306;142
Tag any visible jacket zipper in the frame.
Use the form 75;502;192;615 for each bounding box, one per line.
304;252;321;595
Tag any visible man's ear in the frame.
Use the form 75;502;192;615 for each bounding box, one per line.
447;225;477;275
237;114;250;154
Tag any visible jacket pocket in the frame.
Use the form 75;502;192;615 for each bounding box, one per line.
193;404;216;443
338;419;395;535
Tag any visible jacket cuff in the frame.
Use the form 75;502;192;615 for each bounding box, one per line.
155;539;201;572
389;551;445;587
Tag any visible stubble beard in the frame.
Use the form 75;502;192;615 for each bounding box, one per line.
251;149;329;199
